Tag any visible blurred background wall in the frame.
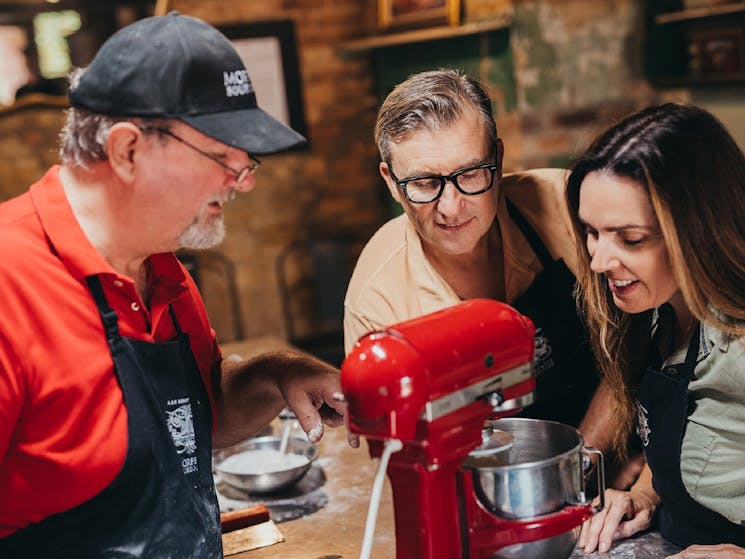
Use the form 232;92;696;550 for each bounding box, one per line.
1;0;743;348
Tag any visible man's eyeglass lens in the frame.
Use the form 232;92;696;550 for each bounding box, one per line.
392;163;498;204
143;127;260;182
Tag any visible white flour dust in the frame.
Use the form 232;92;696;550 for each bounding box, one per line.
219;449;309;474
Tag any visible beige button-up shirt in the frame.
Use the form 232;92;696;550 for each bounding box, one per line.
343;168;576;353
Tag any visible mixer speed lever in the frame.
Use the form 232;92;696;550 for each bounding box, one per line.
483;390;505;408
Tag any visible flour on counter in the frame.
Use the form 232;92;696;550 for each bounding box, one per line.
219;449;309;474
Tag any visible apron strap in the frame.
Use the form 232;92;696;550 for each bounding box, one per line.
168;306;184;335
507;199;553;266
85;275;121;343
86;275;184;338
680;322;702;383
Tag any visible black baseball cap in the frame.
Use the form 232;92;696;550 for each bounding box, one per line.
70;12;306;155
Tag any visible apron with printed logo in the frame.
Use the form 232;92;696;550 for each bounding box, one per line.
0;275;221;558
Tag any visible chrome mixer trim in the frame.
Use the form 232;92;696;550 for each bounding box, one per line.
491;392;535;413
423;362;533;422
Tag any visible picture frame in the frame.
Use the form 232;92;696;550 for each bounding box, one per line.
217;21;308;144
152;2;307;146
378;0;461;31
689;27;745;77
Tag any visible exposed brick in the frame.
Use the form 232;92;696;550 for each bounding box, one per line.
0;0;663;343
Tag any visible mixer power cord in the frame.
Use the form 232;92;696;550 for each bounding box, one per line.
359;438;403;559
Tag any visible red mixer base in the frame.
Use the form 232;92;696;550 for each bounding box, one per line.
462;470;594;558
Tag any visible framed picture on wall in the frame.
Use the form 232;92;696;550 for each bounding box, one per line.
378;0;461;31
689;27;745;77
152;2;307;146
217;21;308;144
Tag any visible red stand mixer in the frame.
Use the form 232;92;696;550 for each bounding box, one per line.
341;299;602;559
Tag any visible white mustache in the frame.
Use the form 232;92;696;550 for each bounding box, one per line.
210;191;236;205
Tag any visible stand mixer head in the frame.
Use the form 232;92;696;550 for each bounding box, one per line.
341;299;599;559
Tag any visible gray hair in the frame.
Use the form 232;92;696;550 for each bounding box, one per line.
59;67;172;168
374;69;497;163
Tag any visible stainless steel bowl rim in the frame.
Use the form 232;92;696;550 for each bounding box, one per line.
215;435;318;475
464;418;584;471
465;442;582;471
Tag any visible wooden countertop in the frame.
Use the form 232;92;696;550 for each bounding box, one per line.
229;424;395;559
225;422;679;559
218;337;680;559
218;335;396;558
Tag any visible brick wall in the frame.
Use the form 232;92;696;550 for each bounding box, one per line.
196;0;662;343
0;94;67;201
0;0;675;345
160;0;385;342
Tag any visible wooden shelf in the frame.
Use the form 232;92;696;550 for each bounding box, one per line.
655;2;745;24
339;16;512;55
0;93;67;115
651;72;745;87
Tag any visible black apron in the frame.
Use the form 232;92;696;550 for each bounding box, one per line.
638;320;745;547
507;201;599;428
0;275;221;558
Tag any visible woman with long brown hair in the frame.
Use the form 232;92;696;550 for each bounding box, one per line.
566;103;745;557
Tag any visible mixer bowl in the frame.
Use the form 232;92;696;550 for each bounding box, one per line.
463;417;588;519
463;418;596;559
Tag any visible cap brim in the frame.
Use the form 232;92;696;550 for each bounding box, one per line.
181;107;306;155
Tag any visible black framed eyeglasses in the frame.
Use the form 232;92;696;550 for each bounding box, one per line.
387;161;499;204
141;127;261;183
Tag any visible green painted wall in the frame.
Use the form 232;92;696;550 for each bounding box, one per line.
372;28;516;114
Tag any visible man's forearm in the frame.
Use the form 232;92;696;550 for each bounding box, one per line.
211;353;289;449
578;378;617;452
629;462;660;508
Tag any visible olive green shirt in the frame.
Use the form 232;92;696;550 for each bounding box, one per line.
662;320;745;525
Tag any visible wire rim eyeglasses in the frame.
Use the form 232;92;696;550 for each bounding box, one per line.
387;161;499;204
140;126;261;183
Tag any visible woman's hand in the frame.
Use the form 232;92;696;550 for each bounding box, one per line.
577;463;660;553
666;544;745;559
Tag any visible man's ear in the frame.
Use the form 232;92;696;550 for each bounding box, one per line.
105;122;145;183
380;161;404;205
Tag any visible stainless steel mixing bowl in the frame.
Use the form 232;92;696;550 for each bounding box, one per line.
214;435;318;494
464;417;592;518
463;418;603;559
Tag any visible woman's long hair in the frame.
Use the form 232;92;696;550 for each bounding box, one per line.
566;103;745;454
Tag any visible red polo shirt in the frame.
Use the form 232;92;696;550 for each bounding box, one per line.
0;167;221;536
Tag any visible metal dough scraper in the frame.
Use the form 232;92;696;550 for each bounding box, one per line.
221;504;284;556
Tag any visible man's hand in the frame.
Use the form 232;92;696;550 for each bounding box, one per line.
213;350;359;449
275;356;359;447
666;544;745;559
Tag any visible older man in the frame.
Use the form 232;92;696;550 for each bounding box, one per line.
0;13;353;558
344;69;615;441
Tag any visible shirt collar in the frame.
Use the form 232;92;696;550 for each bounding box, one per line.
30;166;188;297
653;304;714;365
401;191;542;304
31;166;116;280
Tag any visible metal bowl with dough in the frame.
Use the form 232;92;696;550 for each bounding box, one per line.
214;435;318;495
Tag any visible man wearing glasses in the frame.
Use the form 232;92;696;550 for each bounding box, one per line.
0;13;354;558
344;69;616;448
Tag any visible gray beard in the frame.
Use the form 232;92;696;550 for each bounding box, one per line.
178;214;226;250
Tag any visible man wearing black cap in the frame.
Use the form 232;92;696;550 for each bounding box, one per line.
0;13;354;558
